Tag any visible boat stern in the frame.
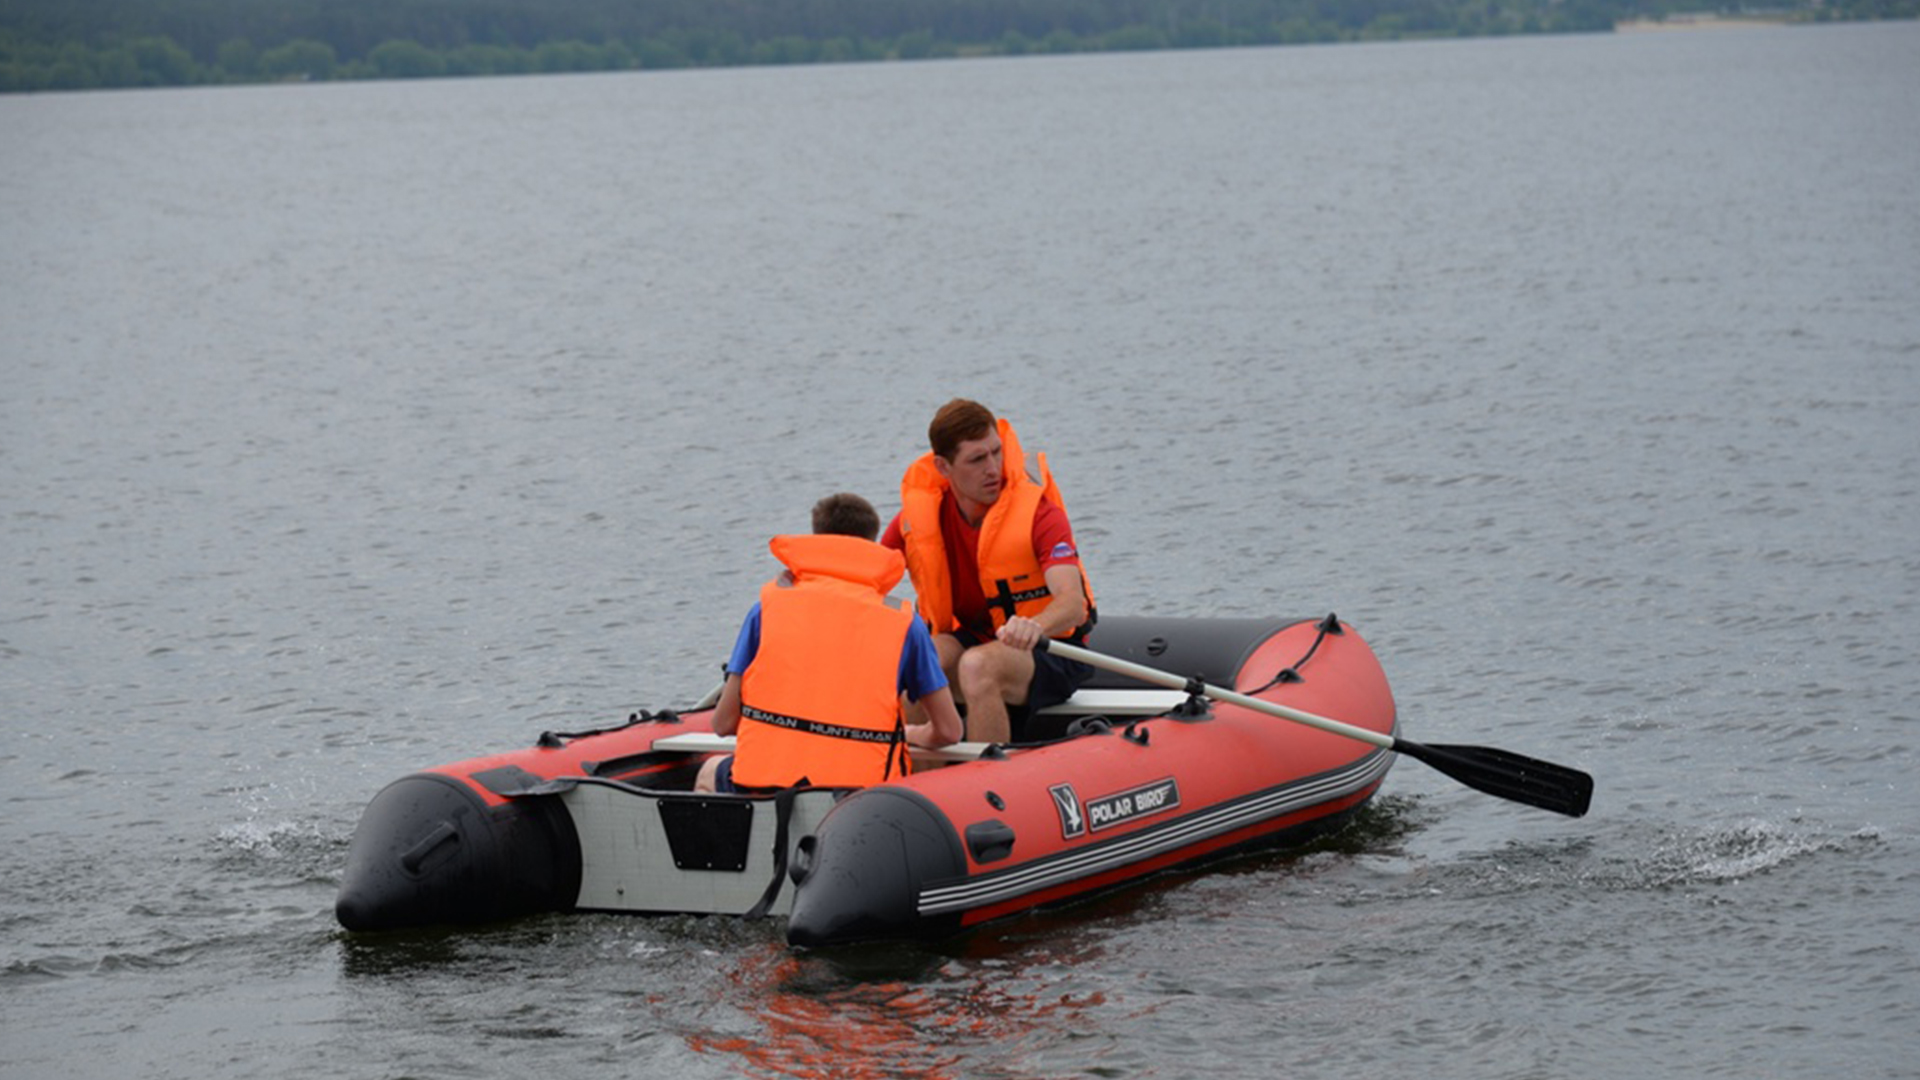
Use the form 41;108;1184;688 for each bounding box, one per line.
784;787;968;948
334;772;581;932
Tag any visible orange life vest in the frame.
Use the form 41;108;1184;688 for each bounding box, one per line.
898;418;1095;637
732;533;916;789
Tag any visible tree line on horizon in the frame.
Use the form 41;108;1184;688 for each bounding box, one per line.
2;0;1912;93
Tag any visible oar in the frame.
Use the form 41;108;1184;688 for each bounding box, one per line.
1042;638;1593;818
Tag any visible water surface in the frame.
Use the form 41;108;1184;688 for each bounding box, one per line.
4;23;1917;1079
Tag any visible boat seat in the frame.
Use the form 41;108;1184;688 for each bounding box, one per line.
650;687;1193;766
650;729;992;765
1036;688;1192;716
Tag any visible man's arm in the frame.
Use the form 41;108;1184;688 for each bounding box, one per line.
996;563;1087;650
711;673;743;736
905;686;964;748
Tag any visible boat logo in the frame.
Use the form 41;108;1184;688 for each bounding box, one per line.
1049;783;1085;839
1084;778;1181;833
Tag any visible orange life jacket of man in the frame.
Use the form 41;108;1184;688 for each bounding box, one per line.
897;417;1096;637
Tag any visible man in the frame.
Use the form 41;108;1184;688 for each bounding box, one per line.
881;399;1096;744
696;493;963;794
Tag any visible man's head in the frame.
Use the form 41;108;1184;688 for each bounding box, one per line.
811;492;881;541
927;398;1005;511
927;399;996;461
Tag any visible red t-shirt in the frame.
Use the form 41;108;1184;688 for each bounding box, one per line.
882;493;1081;636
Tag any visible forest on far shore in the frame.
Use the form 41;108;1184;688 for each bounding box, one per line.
3;0;1913;92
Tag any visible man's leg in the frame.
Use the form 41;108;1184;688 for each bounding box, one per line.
934;633;967;687
956;641;1034;744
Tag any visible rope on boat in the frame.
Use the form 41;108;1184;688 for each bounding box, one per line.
1242;613;1343;696
535;707;683;749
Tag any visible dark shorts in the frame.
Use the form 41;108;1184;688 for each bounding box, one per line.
711;755;785;795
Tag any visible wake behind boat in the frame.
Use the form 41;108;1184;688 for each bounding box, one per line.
335;614;1476;945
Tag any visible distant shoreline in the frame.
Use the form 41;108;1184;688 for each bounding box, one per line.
1614;14;1796;31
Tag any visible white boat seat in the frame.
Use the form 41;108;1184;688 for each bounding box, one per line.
650;730;992;765
1035;688;1192;716
649;688;1193;765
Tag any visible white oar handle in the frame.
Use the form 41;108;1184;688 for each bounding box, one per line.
1044;638;1393;752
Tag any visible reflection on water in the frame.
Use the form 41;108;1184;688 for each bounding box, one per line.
336;925;484;979
697;937;1123;1080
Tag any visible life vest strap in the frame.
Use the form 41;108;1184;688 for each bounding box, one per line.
743;785;802;920
987;578;1051;619
741;704;900;745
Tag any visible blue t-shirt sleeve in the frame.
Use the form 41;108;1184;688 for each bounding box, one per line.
897;617;949;703
725;603;761;676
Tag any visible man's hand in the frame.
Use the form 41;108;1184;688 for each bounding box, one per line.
996;614;1044;651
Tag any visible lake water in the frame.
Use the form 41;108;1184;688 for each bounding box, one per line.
3;22;1917;1079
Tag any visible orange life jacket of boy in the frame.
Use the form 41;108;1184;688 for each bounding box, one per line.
733;533;915;788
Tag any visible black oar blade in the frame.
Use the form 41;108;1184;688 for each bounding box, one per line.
1394;740;1594;818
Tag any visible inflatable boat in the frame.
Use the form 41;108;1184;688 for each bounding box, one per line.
336;614;1448;945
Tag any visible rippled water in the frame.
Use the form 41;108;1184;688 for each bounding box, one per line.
4;23;1918;1079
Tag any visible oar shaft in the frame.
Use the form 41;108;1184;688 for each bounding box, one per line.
1049;636;1593;818
1044;639;1394;751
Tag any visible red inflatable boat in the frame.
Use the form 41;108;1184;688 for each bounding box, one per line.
336;614;1401;945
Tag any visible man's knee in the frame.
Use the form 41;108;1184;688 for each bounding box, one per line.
956;643;999;685
958;642;1027;699
694;755;722;794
